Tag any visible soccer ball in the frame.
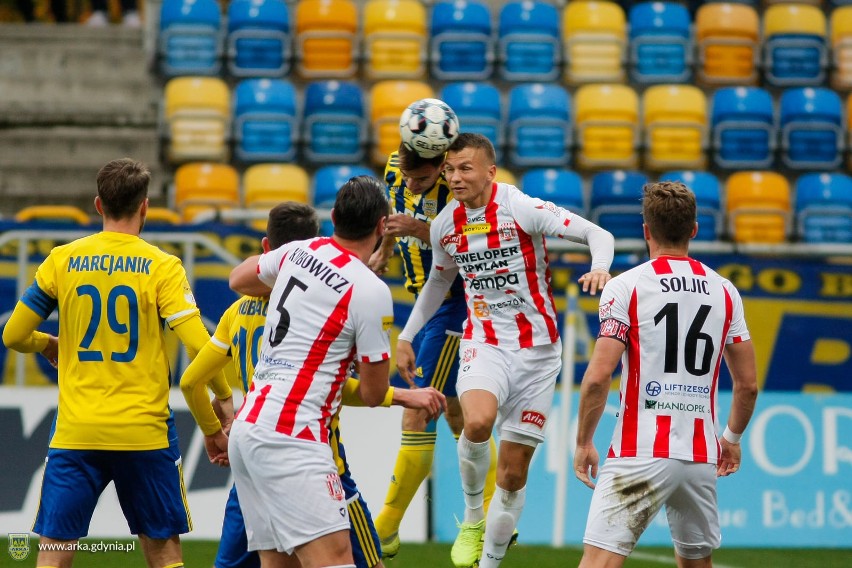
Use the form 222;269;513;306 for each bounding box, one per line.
398;98;460;159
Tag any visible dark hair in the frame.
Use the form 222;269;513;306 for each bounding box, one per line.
96;158;150;219
266;202;320;249
332;175;388;240
447;132;496;165
398;142;445;172
642;181;697;246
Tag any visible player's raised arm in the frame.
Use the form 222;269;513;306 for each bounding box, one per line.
229;254;272;297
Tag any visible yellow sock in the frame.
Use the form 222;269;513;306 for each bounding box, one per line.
375;431;436;540
483;436;498;514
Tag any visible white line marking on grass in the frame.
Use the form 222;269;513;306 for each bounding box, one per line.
630;551;741;568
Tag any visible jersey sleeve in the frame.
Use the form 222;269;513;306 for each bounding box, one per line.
156;256;200;329
429;213;457;270
723;280;751;344
351;279;393;363
211;300;241;355
597;276;632;343
507;187;576;239
257;245;289;288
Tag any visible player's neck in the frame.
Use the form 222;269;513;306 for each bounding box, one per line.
331;235;374;265
649;245;689;259
102;216;142;236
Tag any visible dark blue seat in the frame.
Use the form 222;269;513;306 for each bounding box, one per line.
430;0;494;80
233;79;297;162
303;81;365;164
313;165;377;236
659;170;722;241
520;169;585;214
629;1;692;84
227;0;291;77
763;4;827;86
498;1;561;81
795;172;852;243
439;82;503;163
507;83;571;167
159;0;223;77
711;86;775;170
779;87;843;170
589;170;648;240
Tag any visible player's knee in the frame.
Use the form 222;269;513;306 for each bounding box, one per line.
462;418;493;442
674;543;713;563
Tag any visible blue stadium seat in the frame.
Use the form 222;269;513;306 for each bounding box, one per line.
628;1;692;84
711;86;776;170
763;4;828;86
589;170;648;240
313;165;377;236
520;169;585;214
507;83;571;168
779;87;844;169
439;82;503;163
159;0;223;77
233;79;298;163
303;80;365;164
795;172;852;243
659;171;723;241
430;0;494;80
497;1;561;81
227;0;291;77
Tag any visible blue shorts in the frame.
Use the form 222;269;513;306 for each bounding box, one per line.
33;436;190;540
215;469;381;568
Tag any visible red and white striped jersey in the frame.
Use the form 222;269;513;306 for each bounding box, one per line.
430;183;585;349
598;255;750;464
235;237;393;444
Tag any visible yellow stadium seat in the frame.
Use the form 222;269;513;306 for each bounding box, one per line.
369;80;434;166
363;0;427;79
575;84;639;169
643;85;707;171
145;207;182;225
831;7;852;89
726;171;791;244
494;167;517;186
763;4;827;86
695;3;759;85
173;162;240;222
243;164;310;231
15;205;90;224
163;77;230;164
563;1;626;85
295;0;359;78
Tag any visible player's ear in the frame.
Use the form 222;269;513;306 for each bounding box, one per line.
261;237;271;253
139;198;148;217
643;223;651;241
690;223;698;239
94;196;104;217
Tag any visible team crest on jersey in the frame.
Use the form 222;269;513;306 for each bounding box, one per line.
497;222;517;241
462;347;477;363
7;533;30;560
521;410;546;429
599;298;615;320
463;223;491;235
473;299;491;319
421;199;438;217
599;319;630;343
441;234;462;246
326;473;345;501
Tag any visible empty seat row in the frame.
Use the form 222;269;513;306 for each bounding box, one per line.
157;0;852;89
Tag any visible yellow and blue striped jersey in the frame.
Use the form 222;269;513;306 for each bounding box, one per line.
385;151;464;297
24;231;200;451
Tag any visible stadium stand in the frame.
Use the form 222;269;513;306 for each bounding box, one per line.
313;164;376;235
831;6;852;88
562;0;626;85
243;163;310;230
158;0;223;77
498;0;561;81
711;86;776;170
439;81;503;163
302;80;366;164
589;170;648;240
694;2;760;85
507;82;571;168
162;76;230;164
795;172;852;243
430;0;494;81
762;3;828;86
726;171;792;244
363;0;428;80
574;83;639;170
226;0;291;78
493;166;517;186
520;168;585;214
369;80;433;166
779;87;844;170
232;78;298;163
642;84;708;171
294;0;359;78
658;170;723;241
14;205;91;224
628;1;692;84
172;162;241;222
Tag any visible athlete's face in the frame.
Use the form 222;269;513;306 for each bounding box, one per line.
443;147;496;209
401;163;442;195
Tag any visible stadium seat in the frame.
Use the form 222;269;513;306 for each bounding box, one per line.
363;0;427;80
226;0;291;77
711;86;776;170
726;171;791;243
563;0;626;85
232;78;298;163
369;80;434;166
763;4;828;86
295;0;358;78
14;205;91;224
574;84;639;170
498;1;561;81
430;0;494;81
507;83;571;168
162;76;230;164
145;208;183;225
658;171;722;241
494;167;517;186
313;164;377;235
520;169;585;214
779;87;843;169
173;162;240;222
642;85;707;171
244;163;310;230
439;82;503;163
589;170;648;240
158;0;223;77
694;3;760;85
795;172;852;243
831;6;852;89
303;80;366;164
628;2;692;84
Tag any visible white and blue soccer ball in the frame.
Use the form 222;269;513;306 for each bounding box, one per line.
398;98;460;159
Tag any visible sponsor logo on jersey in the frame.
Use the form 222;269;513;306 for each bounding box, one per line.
497;221;517;241
463;223;491;235
326;473;345;501
422;198;438;217
467;215;486;223
462;347;477;362
646;381;662;396
645;400;706;412
521;410;546;429
454;247;518;264
473;299;491;318
382;315;394;331
467;273;519;291
441;234;462;246
488;296;528;312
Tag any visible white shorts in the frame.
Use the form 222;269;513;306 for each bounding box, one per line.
456;339;561;446
228;420;350;555
584;457;720;559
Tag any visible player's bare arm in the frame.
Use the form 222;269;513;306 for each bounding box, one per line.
575;336;625;489
229;254;273;297
358;359;392;407
718;340;758;477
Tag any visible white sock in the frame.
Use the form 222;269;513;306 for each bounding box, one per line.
479;485;526;568
457;431;491;523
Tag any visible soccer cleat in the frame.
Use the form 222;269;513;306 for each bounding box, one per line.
381;532;400;559
451;519;485;568
509;528;519;548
